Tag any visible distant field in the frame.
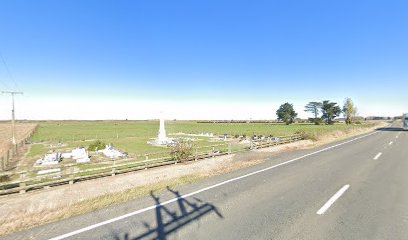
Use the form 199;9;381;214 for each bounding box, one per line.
28;120;380;159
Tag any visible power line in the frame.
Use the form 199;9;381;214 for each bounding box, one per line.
0;52;19;91
0;63;11;89
0;78;11;90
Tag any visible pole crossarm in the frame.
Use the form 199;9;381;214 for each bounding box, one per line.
1;91;23;95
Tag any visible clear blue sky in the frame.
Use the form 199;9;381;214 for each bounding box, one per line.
0;0;407;120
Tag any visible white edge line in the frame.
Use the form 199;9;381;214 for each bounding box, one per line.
373;152;382;160
49;131;378;240
316;184;350;215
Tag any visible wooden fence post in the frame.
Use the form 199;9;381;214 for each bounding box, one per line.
228;143;231;154
6;150;10;168
68;166;76;185
195;148;198;161
19;172;26;194
0;155;4;171
69;173;75;184
111;159;116;176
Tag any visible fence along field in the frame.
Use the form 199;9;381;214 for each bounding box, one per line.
0;122;38;170
0;122;37;152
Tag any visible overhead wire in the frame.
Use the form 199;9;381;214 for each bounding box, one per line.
0;51;19;91
0;76;11;90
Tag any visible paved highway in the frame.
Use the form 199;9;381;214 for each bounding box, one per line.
3;122;407;240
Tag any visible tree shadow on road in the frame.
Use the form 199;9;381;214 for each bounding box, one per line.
112;186;223;240
376;127;405;132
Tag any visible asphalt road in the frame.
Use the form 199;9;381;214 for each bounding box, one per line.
3;122;408;240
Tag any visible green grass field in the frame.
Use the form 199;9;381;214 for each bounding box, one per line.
28;120;379;159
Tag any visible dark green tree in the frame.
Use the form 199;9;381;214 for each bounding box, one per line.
276;103;298;125
305;102;323;125
321;100;341;124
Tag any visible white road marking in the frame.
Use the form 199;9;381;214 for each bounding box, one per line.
373;152;382;160
48;131;378;240
316;184;350;215
389;141;393;145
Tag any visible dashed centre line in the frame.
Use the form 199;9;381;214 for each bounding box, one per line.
373;152;382;160
389;141;393;145
317;185;350;215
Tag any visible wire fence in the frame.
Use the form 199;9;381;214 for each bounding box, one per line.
0;125;38;171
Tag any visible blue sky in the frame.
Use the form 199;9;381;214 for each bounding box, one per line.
0;0;407;120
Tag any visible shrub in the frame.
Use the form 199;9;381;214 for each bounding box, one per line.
295;130;318;141
88;140;106;151
169;139;195;163
308;118;323;125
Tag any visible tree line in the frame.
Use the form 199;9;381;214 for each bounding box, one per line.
276;98;357;125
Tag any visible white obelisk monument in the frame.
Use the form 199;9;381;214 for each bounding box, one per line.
149;112;173;146
158;114;167;143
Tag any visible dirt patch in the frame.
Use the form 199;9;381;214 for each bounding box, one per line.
201;159;264;178
257;140;314;153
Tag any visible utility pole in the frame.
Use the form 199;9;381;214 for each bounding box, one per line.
1;91;23;145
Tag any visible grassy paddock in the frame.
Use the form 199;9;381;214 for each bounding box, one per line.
28;120;379;158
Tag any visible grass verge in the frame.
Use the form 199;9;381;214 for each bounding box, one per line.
0;174;203;236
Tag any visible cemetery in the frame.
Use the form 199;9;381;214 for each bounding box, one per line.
1;119;380;173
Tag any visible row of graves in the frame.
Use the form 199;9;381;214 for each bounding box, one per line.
35;144;127;166
168;132;281;145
